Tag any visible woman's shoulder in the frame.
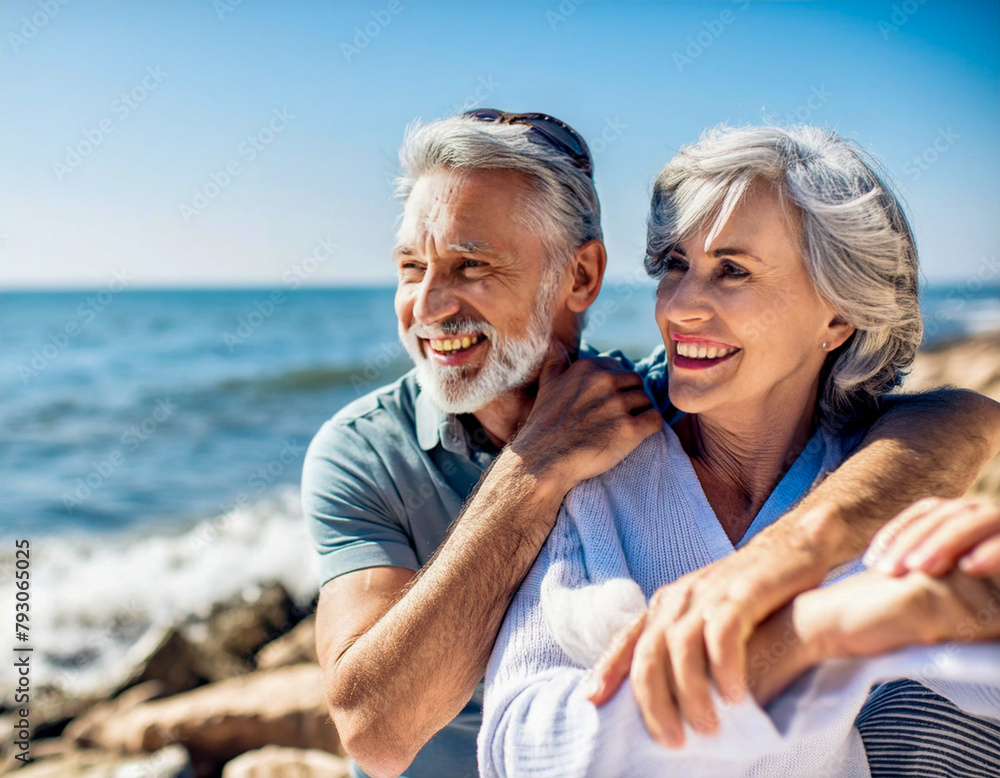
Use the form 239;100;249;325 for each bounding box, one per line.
561;420;679;515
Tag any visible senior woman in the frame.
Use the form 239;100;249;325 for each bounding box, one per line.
477;125;1000;777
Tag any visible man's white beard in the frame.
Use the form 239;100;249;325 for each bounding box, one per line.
399;280;558;415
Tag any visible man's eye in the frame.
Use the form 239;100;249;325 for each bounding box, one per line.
462;259;484;268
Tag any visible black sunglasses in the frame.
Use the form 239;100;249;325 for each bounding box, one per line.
462;108;593;178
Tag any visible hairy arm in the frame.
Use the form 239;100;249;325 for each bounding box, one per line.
317;351;662;778
320;452;568;778
591;387;1000;737
796;388;1000;567
749;565;1000;707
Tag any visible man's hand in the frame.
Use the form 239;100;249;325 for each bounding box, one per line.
316;340;663;776
512;339;664;492
585;388;1000;748
865;497;1000;578
749;565;1000;706
586;516;836;747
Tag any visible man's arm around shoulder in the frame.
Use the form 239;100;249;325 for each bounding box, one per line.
312;347;662;778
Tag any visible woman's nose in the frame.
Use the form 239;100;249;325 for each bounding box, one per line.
659;273;713;325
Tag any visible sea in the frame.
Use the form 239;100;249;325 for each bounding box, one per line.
2;281;999;697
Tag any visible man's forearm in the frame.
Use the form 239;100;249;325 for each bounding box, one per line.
747;566;1000;707
326;448;568;773
784;389;1000;567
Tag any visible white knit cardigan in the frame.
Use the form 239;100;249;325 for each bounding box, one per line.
478;421;1000;777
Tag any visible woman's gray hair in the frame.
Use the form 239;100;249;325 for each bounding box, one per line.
645;124;922;424
395;114;602;271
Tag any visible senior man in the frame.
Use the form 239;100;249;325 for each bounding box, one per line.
302;110;1000;778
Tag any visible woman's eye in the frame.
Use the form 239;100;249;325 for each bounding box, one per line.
665;256;688;272
462;259;485;269
722;262;749;279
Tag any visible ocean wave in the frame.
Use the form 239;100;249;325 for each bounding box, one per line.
0;486;320;697
216;360;412;395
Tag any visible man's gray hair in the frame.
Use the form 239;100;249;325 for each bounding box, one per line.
395;114;602;269
645;124;922;424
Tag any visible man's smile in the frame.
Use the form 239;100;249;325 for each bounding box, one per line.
421;334;489;365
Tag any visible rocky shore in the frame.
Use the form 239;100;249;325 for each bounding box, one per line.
2;331;998;777
1;583;342;777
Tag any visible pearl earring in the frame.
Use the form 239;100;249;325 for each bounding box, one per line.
821;342;829;350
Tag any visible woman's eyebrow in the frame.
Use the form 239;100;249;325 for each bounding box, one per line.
711;246;767;265
671;245;766;265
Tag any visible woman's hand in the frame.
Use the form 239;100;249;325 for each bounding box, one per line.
592;564;1000;744
584;522;837;748
864;497;1000;577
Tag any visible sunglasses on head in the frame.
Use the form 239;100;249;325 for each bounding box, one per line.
462;108;593;178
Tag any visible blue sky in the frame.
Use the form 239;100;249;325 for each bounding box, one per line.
1;0;998;288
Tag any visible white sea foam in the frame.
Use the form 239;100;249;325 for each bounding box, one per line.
1;485;319;699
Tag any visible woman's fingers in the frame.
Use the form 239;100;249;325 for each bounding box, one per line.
631;626;685;748
866;497;1000;578
865;497;942;568
586;611;646;705
667;616;718;735
959;533;1000;576
866;497;950;574
905;500;1000;575
703;601;749;704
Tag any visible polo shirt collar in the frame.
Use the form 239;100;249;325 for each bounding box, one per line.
415;385;470;454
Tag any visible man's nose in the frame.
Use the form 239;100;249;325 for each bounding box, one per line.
412;269;461;324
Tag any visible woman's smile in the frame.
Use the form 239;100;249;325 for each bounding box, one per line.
670;333;742;370
673;348;741;370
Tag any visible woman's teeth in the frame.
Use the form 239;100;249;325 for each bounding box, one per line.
430;334;483;353
676;342;739;359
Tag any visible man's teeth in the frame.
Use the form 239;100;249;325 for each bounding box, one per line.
430;334;483;353
676;342;739;359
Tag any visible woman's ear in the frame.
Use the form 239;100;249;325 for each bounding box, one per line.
565;239;607;314
824;315;856;351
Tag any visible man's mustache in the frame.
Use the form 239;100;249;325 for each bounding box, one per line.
409;318;496;339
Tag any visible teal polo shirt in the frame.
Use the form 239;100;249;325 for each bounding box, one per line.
302;344;670;778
